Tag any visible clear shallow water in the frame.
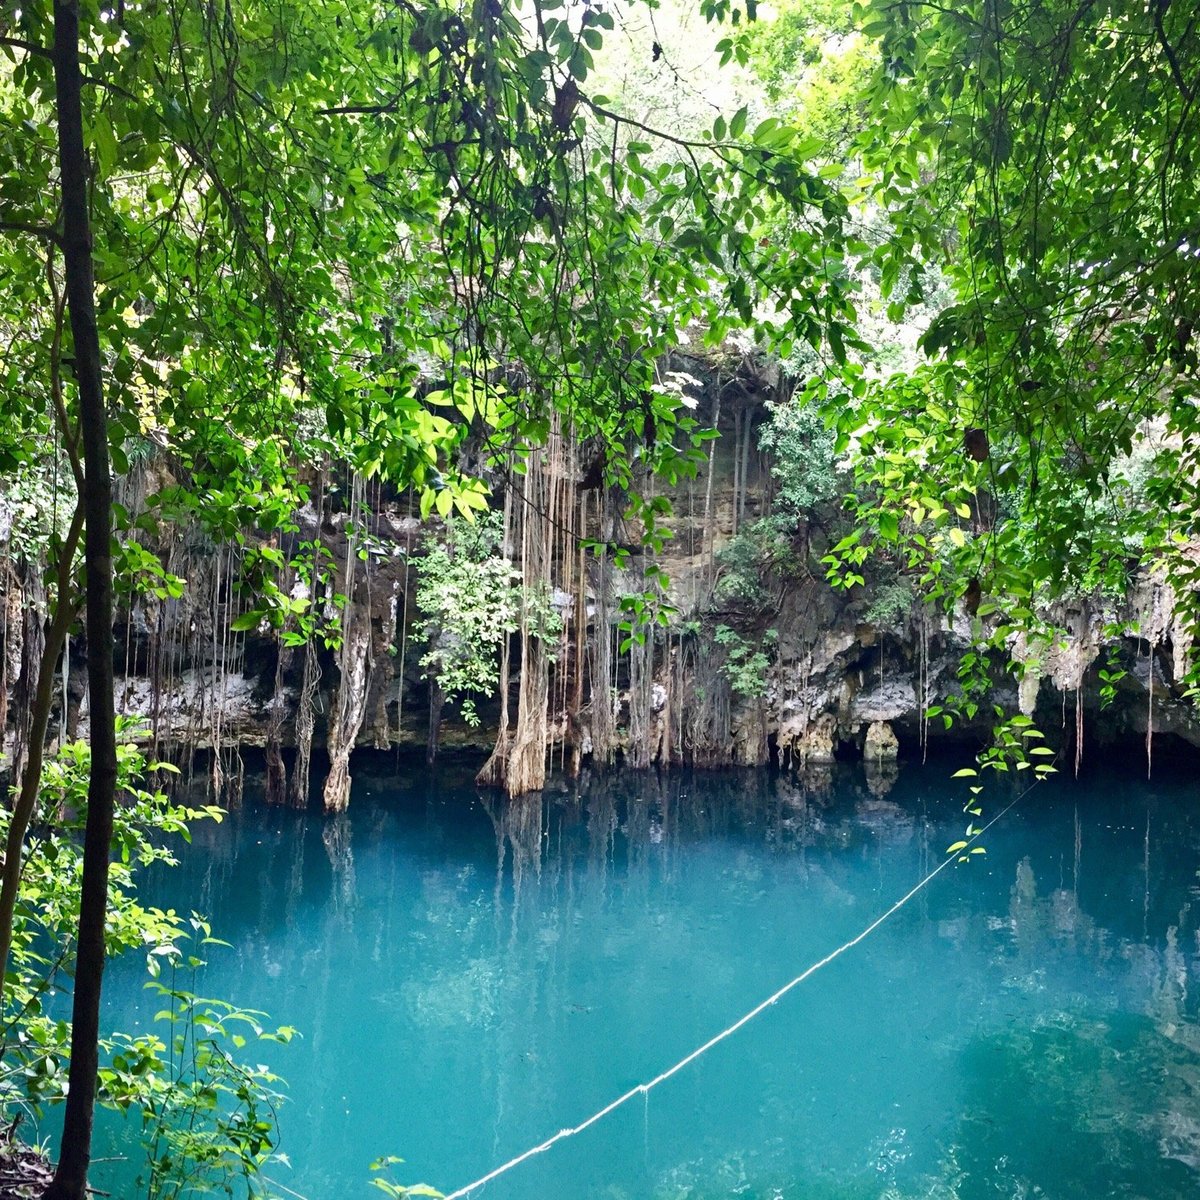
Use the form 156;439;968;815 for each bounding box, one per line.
88;759;1200;1200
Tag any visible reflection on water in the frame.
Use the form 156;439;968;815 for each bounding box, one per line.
89;759;1200;1200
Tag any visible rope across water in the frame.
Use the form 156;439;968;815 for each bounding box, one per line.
440;782;1037;1200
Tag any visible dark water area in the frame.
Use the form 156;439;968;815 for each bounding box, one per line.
88;757;1200;1199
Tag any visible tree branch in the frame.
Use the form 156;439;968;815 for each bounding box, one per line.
0;35;50;60
582;94;741;156
1154;0;1194;103
81;72;140;103
315;78;422;116
0;219;62;245
45;246;85;489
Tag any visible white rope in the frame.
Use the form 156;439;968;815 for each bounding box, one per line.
261;1176;315;1200
441;782;1035;1200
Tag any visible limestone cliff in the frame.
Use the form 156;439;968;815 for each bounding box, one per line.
2;357;1197;808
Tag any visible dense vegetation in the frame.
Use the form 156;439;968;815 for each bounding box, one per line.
1;0;1198;1195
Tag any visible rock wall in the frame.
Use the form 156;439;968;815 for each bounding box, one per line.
2;358;1198;807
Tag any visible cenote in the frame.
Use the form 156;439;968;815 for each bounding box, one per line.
89;758;1200;1200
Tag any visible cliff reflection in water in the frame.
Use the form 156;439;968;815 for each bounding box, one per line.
93;757;1200;1200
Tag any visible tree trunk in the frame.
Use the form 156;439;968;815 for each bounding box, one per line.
291;466;327;807
569;492;586;776
732;406;742;538
45;4;119;1197
0;506;83;1008
502;455;553;797
322;479;371;813
703;390;721;576
738;405;753;530
291;636;320;807
627;621;654;770
10;563;47;789
322;616;372;812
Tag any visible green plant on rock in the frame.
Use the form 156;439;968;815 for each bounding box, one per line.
415;516;520;726
757;390;846;522
712;517;800;610
862;577;916;628
1097;633;1129;710
234;536;345;650
617;563;674;652
713;625;777;700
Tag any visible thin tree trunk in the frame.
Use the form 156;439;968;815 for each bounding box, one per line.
291;637;319;806
322;474;371;813
502;436;556;797
291;465;326;807
0;563;16;750
0;505;83;1006
0;242;83;992
47;3;119;1196
264;643;289;806
628;623;653;769
569;492;586;776
10;563;47;789
588;490;613;766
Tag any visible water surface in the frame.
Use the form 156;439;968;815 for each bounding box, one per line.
93;760;1200;1199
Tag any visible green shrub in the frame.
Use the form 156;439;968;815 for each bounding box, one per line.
0;728;291;1198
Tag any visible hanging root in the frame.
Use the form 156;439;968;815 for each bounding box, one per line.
291;465;328;808
477;484;515;788
322;472;373;813
265;642;288;806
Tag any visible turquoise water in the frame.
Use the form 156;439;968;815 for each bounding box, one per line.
89;759;1200;1200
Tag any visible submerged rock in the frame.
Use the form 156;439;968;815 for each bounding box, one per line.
864;720;900;763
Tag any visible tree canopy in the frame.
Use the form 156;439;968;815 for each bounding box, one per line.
836;0;1200;622
1;0;862;534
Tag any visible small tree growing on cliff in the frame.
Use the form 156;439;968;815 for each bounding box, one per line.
415;516;520;759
